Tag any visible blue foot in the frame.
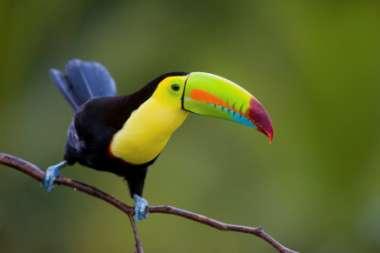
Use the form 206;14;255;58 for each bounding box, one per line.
42;161;67;192
133;194;149;222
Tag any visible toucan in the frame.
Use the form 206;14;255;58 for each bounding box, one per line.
43;59;274;221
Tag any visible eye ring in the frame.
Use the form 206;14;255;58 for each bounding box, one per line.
171;83;180;91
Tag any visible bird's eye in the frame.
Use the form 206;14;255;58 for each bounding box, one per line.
171;83;180;92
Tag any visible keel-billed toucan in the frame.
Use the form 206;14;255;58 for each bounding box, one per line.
44;59;274;221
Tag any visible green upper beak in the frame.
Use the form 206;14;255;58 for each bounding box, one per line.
182;72;274;142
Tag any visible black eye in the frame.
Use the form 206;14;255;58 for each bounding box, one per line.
171;83;180;91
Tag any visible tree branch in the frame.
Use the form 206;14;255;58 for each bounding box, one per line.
0;152;298;253
129;215;144;253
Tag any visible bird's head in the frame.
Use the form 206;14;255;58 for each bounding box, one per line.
152;72;274;142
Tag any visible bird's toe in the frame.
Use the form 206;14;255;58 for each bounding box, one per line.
133;195;149;222
42;165;61;192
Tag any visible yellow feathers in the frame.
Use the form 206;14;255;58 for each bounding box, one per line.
110;76;188;165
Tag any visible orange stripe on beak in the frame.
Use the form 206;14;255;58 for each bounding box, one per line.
191;89;245;115
190;89;229;108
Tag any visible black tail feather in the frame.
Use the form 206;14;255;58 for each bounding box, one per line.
50;59;117;111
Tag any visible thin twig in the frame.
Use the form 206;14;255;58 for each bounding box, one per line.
0;152;298;253
129;216;144;253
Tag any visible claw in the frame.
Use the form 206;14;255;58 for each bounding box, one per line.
133;194;149;222
42;161;67;192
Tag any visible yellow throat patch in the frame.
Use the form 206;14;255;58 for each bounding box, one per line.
110;76;189;165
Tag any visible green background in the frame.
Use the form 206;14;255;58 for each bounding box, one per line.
0;1;379;252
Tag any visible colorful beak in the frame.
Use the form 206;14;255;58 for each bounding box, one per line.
183;72;274;142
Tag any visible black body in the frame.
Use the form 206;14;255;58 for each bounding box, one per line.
50;59;187;197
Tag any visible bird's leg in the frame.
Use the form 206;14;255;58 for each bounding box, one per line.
133;194;149;222
42;161;68;192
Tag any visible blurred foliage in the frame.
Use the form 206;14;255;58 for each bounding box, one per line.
0;0;380;252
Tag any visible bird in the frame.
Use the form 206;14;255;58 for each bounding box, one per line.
43;59;274;221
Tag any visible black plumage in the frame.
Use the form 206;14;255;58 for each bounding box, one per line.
50;59;187;196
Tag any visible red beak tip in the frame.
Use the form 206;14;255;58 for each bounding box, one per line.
249;98;274;143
